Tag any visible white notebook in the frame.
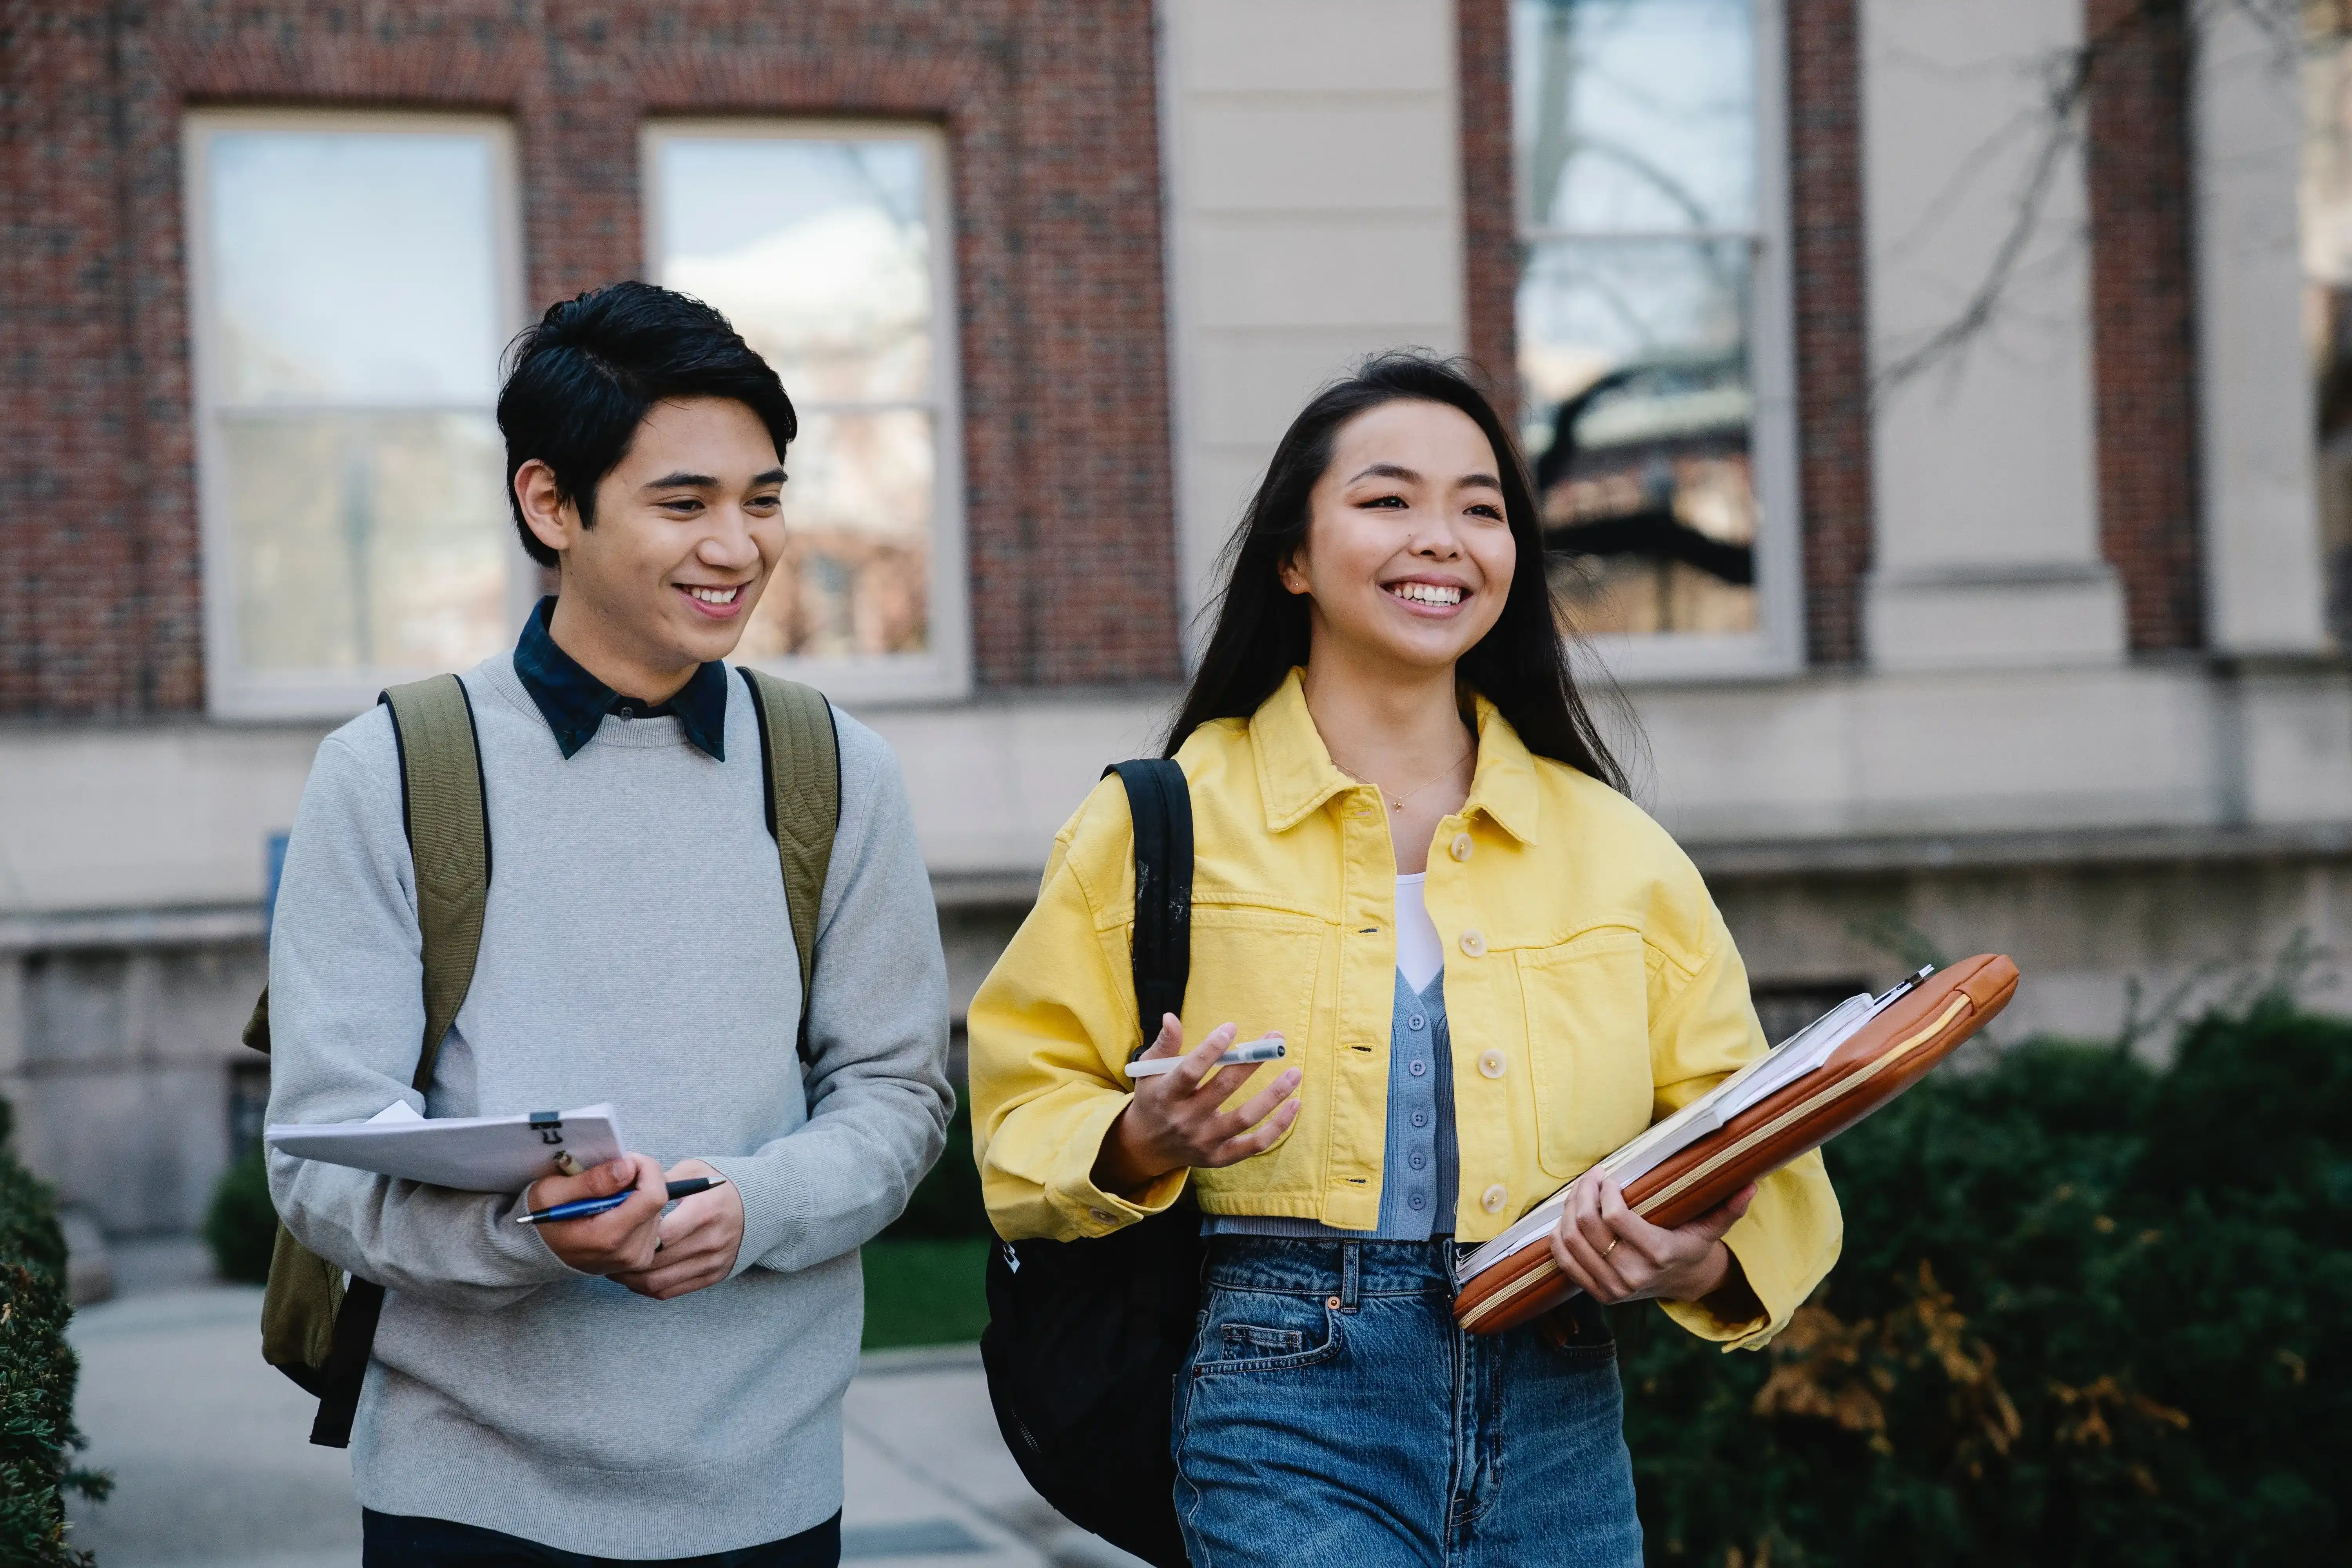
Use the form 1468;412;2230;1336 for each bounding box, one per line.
265;1101;628;1193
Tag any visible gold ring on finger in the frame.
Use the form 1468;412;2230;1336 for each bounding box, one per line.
1604;1238;1619;1258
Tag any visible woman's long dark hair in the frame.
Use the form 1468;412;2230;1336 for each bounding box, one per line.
1164;352;1628;792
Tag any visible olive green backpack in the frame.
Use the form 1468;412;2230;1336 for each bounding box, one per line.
242;667;841;1448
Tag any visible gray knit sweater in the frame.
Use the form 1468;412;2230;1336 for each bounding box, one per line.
265;653;953;1556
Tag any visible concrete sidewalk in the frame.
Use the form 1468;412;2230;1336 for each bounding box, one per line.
64;1284;1145;1568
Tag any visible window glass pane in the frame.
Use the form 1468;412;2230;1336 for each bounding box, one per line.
653;127;947;668
1514;0;1755;234
735;410;934;660
1519;236;1757;638
655;136;935;404
207;131;502;405
223;410;508;672
1515;2;1760;641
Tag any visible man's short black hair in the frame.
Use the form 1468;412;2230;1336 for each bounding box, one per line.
497;281;799;568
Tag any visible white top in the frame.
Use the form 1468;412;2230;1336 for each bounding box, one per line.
1394;873;1444;993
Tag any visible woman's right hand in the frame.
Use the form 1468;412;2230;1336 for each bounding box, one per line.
1091;1015;1303;1196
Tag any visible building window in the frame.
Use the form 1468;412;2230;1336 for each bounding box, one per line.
1513;0;1800;675
184;112;527;718
646;122;967;701
2306;5;2352;650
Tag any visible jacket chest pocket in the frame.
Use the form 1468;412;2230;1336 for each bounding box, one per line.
1516;930;1654;1178
1177;910;1325;1183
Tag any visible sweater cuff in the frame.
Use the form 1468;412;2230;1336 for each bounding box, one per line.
1048;1092;1188;1236
703;1153;804;1278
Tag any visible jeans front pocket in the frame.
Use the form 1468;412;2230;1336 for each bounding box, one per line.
1189;1287;1341;1376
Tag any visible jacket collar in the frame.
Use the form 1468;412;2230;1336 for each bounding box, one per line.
1248;667;1541;845
512;597;730;761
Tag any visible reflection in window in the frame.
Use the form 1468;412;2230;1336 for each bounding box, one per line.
2305;5;2352;648
191;120;515;682
650;127;947;663
1514;0;1760;637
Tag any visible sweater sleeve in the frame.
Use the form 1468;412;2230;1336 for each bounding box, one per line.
263;715;580;1311
702;713;955;1276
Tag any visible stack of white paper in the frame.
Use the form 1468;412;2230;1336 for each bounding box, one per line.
265;1102;628;1193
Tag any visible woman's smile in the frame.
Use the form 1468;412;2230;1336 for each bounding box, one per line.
1383;576;1470;615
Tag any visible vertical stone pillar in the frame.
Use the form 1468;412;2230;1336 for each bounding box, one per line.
2192;4;2331;655
1156;0;1469;648
1859;0;2126;668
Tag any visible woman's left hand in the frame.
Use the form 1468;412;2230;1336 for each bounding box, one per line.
1546;1171;1755;1305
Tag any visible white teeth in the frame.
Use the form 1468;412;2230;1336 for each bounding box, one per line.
1390;582;1464;607
687;586;740;604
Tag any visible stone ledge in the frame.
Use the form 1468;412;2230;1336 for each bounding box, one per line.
1689;820;2352;880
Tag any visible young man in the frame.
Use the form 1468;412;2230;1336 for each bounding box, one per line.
266;281;953;1565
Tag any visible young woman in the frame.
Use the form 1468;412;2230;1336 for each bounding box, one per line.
967;355;1840;1566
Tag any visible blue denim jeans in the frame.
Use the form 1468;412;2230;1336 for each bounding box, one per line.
1173;1237;1640;1568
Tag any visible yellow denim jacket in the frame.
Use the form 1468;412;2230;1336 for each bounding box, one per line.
967;669;1841;1348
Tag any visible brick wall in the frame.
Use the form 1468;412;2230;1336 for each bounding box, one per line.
1786;0;1873;668
0;0;1180;716
2084;0;2203;652
1457;0;1517;421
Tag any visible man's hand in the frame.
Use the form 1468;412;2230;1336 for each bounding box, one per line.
1091;1015;1302;1196
526;1154;669;1277
1546;1171;1756;1306
610;1158;744;1301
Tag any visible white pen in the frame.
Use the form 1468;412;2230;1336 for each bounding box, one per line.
1125;1035;1287;1078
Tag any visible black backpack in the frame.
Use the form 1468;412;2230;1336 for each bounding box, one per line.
979;760;1203;1568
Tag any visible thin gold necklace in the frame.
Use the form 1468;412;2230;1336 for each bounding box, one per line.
1346;744;1475;813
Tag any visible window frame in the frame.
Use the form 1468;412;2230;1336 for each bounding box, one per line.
1514;0;1804;684
183;107;536;721
641;117;972;706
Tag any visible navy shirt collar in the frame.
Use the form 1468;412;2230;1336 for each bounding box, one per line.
512;597;729;761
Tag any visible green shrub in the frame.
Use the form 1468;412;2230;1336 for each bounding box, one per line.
1619;993;2351;1566
205;1146;278;1285
0;1101;110;1566
885;1096;990;1240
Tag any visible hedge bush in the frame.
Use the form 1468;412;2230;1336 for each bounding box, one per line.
0;1100;110;1566
1618;992;2351;1566
205;1147;277;1286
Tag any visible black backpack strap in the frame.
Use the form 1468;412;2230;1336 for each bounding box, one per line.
1103;761;1192;1057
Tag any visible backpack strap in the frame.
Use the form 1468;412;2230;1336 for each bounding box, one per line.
1103;761;1192;1056
738;668;842;1062
305;672;490;1448
383;673;493;1092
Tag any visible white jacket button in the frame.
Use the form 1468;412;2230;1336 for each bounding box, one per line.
1481;1183;1508;1214
1450;832;1474;862
1459;928;1486;957
1478;1048;1506;1079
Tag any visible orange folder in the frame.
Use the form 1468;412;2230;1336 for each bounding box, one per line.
1453;954;2019;1336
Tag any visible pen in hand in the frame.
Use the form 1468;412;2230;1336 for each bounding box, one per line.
517;1176;727;1225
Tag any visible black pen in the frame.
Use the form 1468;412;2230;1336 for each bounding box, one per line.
515;1176;727;1225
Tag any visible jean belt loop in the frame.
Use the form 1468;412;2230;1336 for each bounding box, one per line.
1340;1241;1360;1311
